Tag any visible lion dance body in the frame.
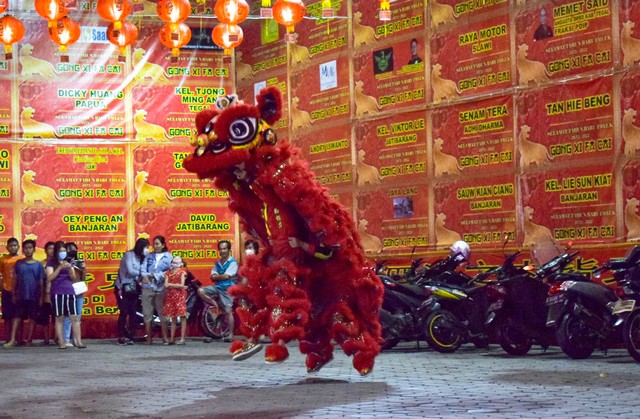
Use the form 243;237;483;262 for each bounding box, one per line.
182;87;383;375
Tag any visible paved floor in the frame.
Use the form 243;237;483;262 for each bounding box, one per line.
0;338;638;418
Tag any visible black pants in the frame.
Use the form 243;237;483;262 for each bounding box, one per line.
116;289;139;339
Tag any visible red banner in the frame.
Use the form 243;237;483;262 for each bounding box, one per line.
0;207;16;246
517;76;614;169
354;111;428;187
434;175;517;248
514;0;613;84
0;80;10;139
430;13;511;99
235;4;287;79
293;122;352;189
0;143;11;203
520;164;616;244
134;206;235;280
18;81;128;140
289;53;350;131
620;1;640;67
356;183;429;254
622;159;640;241
294;0;349;65
132;144;225;204
432;96;513;176
19;144;127;204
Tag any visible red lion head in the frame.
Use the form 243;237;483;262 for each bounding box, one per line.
182;86;283;179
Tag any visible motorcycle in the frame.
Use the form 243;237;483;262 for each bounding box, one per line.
593;246;640;361
546;247;633;359
487;248;576;356
422;255;517;353
377;242;474;350
376;259;433;350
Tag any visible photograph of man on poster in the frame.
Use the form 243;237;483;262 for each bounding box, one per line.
408;38;423;65
533;8;553;41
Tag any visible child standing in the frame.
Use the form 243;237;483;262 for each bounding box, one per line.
163;256;187;345
5;239;45;347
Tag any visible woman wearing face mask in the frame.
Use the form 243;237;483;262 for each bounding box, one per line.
163;255;188;345
244;240;260;257
45;241;85;349
115;238;150;345
141;235;173;345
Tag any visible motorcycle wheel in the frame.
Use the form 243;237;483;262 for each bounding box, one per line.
425;310;463;353
379;309;400;350
556;313;595;359
498;322;533;356
199;302;228;339
623;310;640;363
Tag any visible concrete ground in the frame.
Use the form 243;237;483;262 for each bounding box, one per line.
0;339;638;418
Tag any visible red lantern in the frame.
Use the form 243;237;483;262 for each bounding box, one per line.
0;15;25;60
97;0;133;29
214;0;250;26
211;23;243;55
107;20;138;60
35;0;68;27
158;22;191;58
272;0;306;34
49;16;81;61
157;0;191;26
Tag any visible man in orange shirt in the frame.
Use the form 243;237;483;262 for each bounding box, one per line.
1;238;24;344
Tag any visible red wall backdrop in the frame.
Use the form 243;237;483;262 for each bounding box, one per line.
234;0;639;285
0;2;237;337
2;1;640;337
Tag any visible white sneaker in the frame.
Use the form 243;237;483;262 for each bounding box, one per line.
65;342;74;348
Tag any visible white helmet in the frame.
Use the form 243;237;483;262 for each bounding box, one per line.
450;240;470;262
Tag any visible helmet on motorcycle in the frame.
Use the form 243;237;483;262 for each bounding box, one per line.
450;240;470;262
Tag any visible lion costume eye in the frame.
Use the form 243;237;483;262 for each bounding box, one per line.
228;117;258;145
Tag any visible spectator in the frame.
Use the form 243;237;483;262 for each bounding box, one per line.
35;241;55;345
198;240;238;342
115;238;149;345
244;239;260;257
141;235;172;345
163;255;187;345
63;242;87;347
1;238;24;345
46;241;85;349
4;239;45;347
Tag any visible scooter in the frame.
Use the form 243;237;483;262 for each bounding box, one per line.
376;259;432;350
546;249;633;359
593;246;640;361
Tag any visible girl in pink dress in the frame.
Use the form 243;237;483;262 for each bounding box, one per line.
163;256;187;345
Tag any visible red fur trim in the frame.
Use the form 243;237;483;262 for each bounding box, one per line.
264;343;289;362
353;350;375;375
229;340;244;354
182;148;250;180
256;86;283;125
195;109;219;134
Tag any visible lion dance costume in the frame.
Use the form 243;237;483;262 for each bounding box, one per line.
182;87;383;375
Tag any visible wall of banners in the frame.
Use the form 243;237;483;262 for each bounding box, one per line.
238;0;640;281
2;0;640;336
0;1;234;336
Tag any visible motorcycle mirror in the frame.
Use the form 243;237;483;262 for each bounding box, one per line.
593;271;601;279
501;233;510;255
